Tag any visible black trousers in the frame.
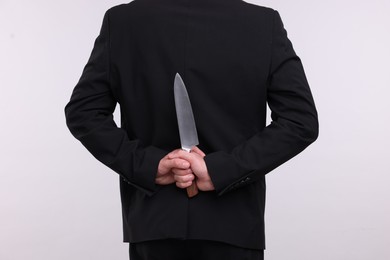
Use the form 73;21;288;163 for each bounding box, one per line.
129;239;264;260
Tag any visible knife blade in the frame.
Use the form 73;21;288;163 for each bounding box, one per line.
174;73;199;198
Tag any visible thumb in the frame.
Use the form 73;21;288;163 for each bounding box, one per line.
191;146;206;157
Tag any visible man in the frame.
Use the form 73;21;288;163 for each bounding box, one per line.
65;0;318;259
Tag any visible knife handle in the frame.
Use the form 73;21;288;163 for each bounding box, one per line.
187;181;199;198
182;147;199;197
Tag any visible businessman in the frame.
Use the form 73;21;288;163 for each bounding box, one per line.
65;0;318;259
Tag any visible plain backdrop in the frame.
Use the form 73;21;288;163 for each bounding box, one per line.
1;0;389;259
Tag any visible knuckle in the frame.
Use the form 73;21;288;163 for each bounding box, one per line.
176;182;186;189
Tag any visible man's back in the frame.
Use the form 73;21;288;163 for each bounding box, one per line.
65;0;318;252
107;0;273;152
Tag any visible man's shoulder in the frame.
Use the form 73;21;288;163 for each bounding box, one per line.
102;1;149;26
240;1;276;14
104;0;277;26
105;1;138;16
106;0;277;15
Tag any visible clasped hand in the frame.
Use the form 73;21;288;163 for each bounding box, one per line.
156;146;215;191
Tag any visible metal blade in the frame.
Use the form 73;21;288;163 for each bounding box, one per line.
174;73;199;152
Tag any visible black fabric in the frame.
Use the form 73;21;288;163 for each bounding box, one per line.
129;239;264;260
65;0;318;250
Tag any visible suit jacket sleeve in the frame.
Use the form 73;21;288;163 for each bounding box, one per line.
64;10;167;196
205;11;319;196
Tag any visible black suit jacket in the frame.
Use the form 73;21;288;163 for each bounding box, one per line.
65;0;318;250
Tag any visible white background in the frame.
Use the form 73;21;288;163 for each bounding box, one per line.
1;0;389;259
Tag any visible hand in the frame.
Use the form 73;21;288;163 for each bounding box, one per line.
156;150;191;186
168;147;215;191
172;167;195;189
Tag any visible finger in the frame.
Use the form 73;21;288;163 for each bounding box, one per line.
191;146;206;157
167;149;196;160
155;175;175;185
172;158;191;169
172;168;192;176
162;157;190;170
167;149;185;159
176;181;193;189
173;173;195;183
169;149;193;162
156;178;169;185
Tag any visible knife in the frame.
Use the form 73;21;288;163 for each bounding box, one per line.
174;73;199;198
